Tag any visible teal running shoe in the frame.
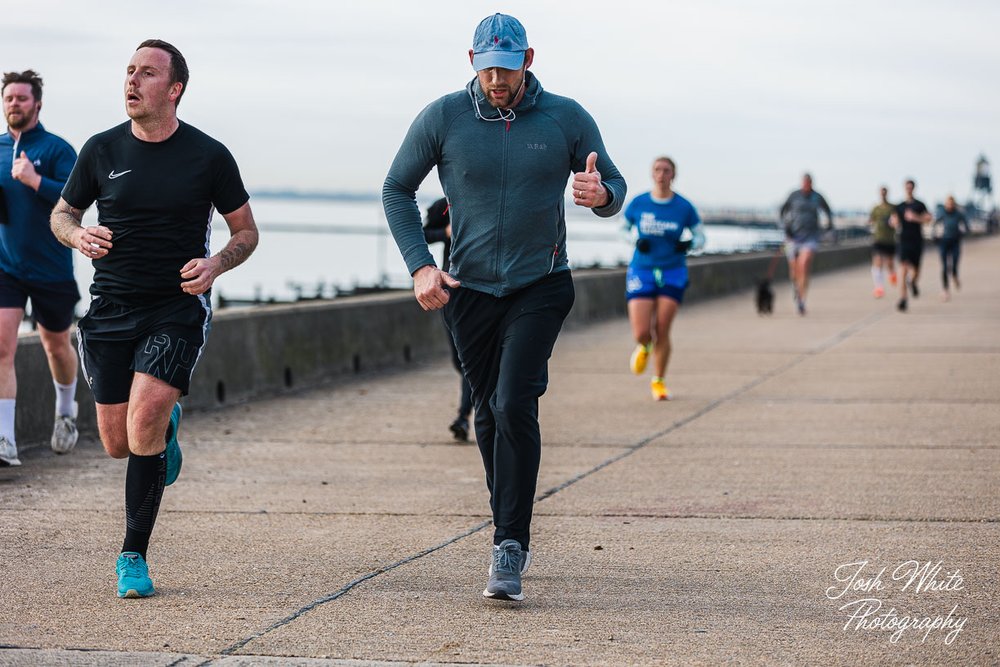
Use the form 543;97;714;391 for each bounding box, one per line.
116;552;155;598
165;402;183;486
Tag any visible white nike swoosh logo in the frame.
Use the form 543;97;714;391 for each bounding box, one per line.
108;170;132;179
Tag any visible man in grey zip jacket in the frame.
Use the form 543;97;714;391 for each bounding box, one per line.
383;13;625;602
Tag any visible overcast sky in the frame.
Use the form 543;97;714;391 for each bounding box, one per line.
6;0;999;211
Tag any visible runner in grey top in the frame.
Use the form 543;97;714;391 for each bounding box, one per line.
383;62;625;297
780;177;833;242
779;173;833;315
383;13;625;603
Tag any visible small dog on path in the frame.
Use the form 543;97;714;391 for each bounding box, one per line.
756;279;774;315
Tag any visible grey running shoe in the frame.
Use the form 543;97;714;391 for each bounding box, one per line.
0;435;21;467
51;401;79;454
483;539;526;601
489;544;532;575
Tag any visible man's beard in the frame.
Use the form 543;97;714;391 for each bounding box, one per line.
5;109;34;130
485;74;524;109
485;90;513;109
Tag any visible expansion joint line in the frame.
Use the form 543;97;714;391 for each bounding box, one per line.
209;309;886;662
537;309;885;503
207;520;491;661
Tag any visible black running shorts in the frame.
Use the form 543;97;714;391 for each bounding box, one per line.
77;294;211;404
872;242;896;258
898;238;923;268
0;269;80;332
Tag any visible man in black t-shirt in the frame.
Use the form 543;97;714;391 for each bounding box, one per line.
890;178;932;312
50;40;259;599
422;198;473;442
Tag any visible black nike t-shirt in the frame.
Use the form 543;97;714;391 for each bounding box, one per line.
896;199;928;244
62;121;249;305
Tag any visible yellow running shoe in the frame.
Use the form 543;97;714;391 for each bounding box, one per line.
650;377;670;401
629;343;650;375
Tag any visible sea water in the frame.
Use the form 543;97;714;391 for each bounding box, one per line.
62;197;784;313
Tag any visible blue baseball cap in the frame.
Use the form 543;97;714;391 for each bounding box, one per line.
471;13;528;71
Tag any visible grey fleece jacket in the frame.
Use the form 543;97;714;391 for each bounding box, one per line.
780;189;833;241
382;72;626;297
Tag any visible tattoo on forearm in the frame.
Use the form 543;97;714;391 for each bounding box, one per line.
216;231;258;273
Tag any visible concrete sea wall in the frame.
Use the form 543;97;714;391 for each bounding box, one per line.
13;242;870;443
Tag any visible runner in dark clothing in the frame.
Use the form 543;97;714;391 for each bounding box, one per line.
383;14;626;602
50;40;259;599
422;197;472;441
934;195;971;301
891;179;932;312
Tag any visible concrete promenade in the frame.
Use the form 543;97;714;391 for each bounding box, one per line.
1;237;998;666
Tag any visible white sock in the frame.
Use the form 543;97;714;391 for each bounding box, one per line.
871;266;884;288
0;399;15;443
54;379;77;417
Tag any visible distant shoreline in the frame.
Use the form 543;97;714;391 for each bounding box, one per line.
249;189;875;222
251;189;382;202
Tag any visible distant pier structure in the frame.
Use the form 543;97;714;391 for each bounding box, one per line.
971;154;993;210
970;154;997;232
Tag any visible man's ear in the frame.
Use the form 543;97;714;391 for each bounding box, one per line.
523;48;535;69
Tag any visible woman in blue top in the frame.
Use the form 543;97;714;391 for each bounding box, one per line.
623;156;705;400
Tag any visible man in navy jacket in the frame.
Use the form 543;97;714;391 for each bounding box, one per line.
0;70;79;466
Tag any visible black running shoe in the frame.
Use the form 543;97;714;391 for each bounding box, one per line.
897;298;908;312
910;281;920;298
449;419;469;442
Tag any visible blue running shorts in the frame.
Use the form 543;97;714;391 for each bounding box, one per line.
625;265;688;303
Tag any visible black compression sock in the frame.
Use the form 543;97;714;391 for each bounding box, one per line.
122;451;167;559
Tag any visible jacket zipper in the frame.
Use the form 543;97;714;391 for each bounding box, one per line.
495;119;511;286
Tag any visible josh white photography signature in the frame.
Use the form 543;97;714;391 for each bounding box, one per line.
825;560;968;645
